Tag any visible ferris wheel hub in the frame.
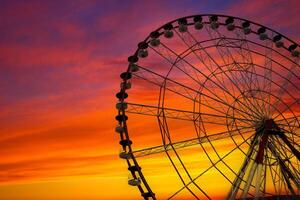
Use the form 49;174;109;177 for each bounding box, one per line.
255;118;283;136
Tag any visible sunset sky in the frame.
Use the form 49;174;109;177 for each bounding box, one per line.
0;0;299;200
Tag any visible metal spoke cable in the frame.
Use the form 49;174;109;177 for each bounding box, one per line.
132;127;254;158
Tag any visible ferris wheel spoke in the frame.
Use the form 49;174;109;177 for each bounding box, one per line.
222;38;260;100
262;34;275;118
195;33;299;117
169;133;255;199
159;116;209;199
236;86;299;130
275;115;300;124
174;29;218;72
233;46;274;117
229;32;299;85
164;150;200;200
223;44;300;94
174;29;235;107
187;39;264;120
231;21;259;90
132;127;253;158
270;57;300;116
194;114;257;190
237;69;299;117
280;131;300;149
126;102;255;125
266;149;280;195
277;133;300;161
225;40;300;81
272;136;297;161
232;19;261;92
200;94;255;124
182;31;264;120
283;124;299;133
268;156;284;194
197;95;227;115
217;42;300;116
157;42;262;121
149;40;179;64
273;99;300;120
133;65;197;100
277;123;300;129
234;34;275;119
150;43;203;83
158;41;235;109
134;64;260;120
275;115;300;139
206;30;251;86
194;119;253;191
227;132;263;199
203;25;267;119
270;140;300;187
270;152;289;194
269;156;293;196
268;142;300;193
271;137;300;180
216;58;300;118
277;126;300;138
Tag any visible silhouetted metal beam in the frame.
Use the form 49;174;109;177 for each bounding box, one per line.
132;128;252;158
126;102;254;125
278;133;300;161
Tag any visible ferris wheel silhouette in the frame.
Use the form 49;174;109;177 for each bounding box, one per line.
115;14;300;200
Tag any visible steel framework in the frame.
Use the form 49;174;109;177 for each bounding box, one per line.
115;14;300;199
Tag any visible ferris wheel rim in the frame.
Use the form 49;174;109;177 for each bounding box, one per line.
130;14;299;59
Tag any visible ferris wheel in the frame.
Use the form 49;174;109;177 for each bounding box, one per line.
115;14;300;199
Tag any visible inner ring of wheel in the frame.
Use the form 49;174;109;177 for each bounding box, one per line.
191;65;297;165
